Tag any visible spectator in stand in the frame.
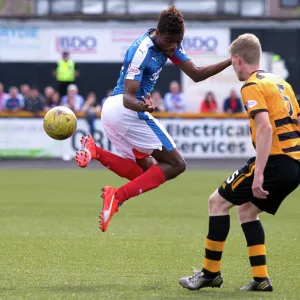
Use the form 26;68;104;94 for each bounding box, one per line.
61;84;84;112
223;89;243;113
44;86;55;106
0;83;8;111
101;89;113;107
151;90;165;112
24;86;45;113
164;81;186;112
82;91;101;138
3;87;24;112
44;91;60;111
20;84;30;100
200;91;218;113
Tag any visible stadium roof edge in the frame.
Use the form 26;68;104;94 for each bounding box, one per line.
1;14;300;23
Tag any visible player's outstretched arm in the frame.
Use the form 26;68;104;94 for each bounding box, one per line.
178;58;231;82
123;79;155;113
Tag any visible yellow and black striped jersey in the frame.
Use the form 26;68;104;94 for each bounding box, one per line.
241;70;300;161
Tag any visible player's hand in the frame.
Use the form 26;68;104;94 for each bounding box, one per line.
252;171;269;199
141;93;156;113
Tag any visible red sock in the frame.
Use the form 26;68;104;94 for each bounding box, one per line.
116;164;166;203
96;147;143;181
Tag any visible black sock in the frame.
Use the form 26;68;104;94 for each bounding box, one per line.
242;220;268;282
202;215;230;278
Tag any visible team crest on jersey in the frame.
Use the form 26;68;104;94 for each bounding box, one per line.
246;100;257;109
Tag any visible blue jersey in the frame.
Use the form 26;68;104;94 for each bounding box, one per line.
111;29;190;100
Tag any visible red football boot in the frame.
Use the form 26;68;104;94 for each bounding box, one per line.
75;135;97;168
99;186;120;232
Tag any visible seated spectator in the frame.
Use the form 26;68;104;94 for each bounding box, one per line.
82;92;101;114
200;92;218;113
151;90;165;112
223;89;243;113
101;89;113;107
24;86;45;113
164;81;186;112
44;86;55;106
44;91;60;111
3;87;24;112
61;84;84;112
82;91;101;138
20;84;30;100
0;82;8;111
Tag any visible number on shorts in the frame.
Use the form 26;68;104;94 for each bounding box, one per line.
226;170;239;184
277;84;293;117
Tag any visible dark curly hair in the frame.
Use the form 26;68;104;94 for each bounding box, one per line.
157;6;184;36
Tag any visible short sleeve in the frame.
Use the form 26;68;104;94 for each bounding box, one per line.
241;82;267;117
170;44;190;65
292;92;300;117
125;47;149;82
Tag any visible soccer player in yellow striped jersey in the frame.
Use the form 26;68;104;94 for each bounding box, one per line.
179;34;300;292
243;70;300;160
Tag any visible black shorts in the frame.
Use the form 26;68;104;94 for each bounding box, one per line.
218;155;300;215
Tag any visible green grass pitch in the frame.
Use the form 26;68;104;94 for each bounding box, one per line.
0;168;299;300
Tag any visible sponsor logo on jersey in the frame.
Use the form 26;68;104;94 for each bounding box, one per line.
246;100;257;109
128;66;141;76
150;67;162;81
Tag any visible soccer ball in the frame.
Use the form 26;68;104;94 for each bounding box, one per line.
43;106;77;140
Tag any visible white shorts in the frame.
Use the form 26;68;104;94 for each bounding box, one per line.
101;94;176;161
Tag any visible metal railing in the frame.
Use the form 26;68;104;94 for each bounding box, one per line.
0;0;266;17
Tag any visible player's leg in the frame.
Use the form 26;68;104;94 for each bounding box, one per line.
76;135;147;181
99;102;186;231
238;155;300;291
99;147;185;232
179;159;259;290
76;94;156;180
237;203;273;291
179;190;233;290
115;147;185;205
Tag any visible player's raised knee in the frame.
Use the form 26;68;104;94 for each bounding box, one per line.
174;157;186;175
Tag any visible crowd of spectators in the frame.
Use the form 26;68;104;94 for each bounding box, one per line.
0;81;244;115
0;82;101;115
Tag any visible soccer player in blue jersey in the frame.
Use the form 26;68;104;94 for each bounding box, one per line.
76;6;232;232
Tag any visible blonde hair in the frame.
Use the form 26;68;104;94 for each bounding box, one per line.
229;33;262;65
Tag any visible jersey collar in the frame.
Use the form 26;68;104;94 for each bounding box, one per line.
251;69;265;75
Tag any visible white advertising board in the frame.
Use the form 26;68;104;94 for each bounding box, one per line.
0;24;230;62
0;118;255;159
100;28;230;62
0;26;50;62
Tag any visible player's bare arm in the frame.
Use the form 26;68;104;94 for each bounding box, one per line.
252;111;272;199
178;58;232;82
123;79;155;113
